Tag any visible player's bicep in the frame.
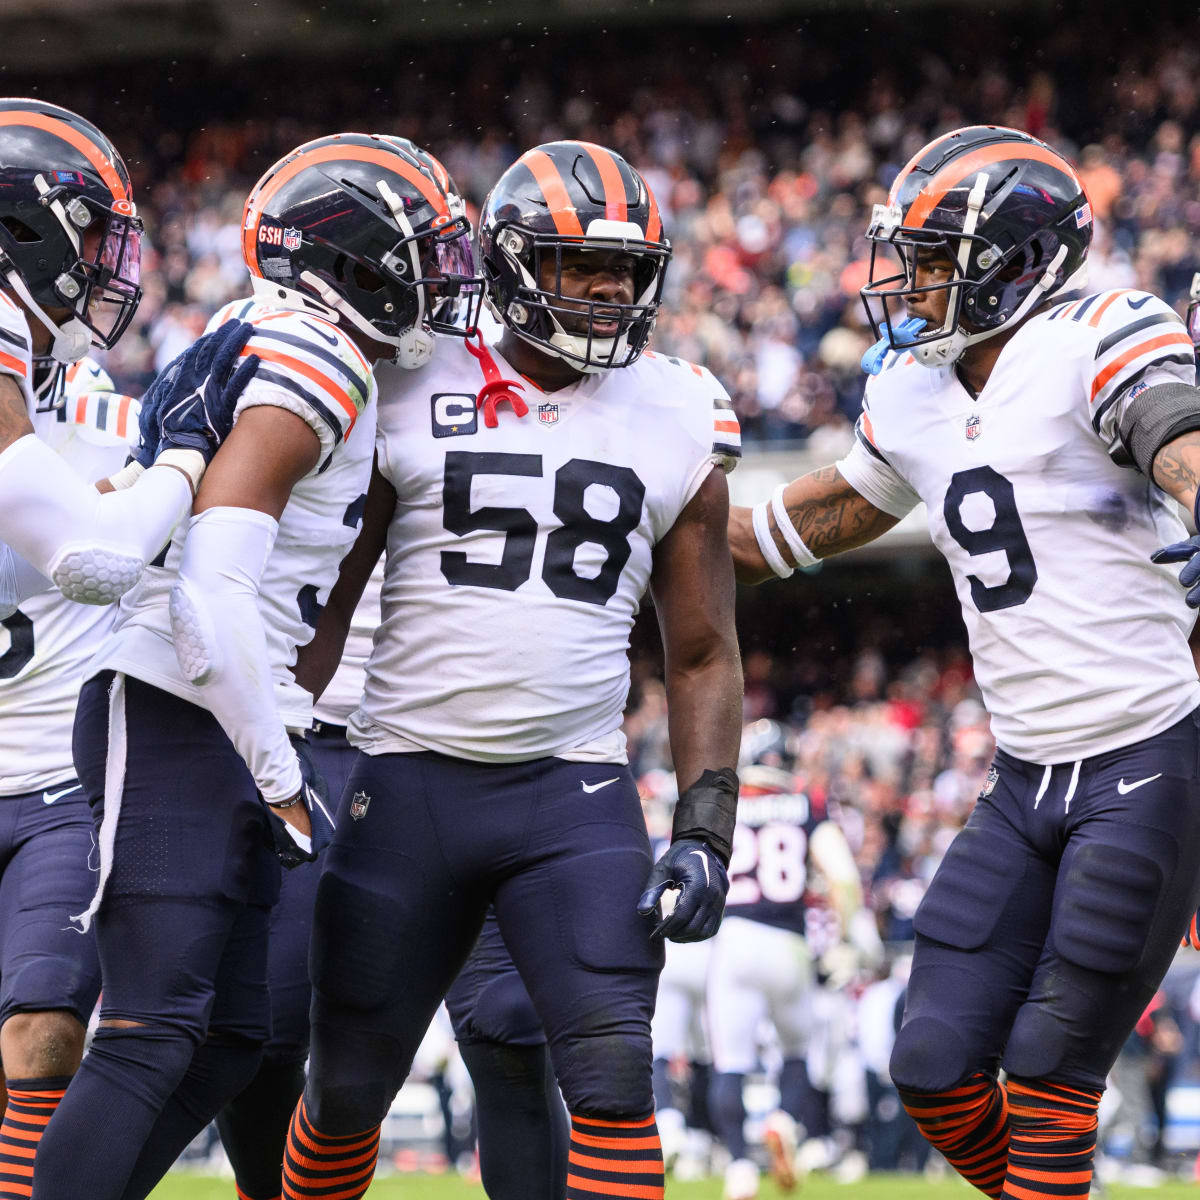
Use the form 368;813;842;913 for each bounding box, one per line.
0;374;33;449
194;404;321;520
651;466;738;669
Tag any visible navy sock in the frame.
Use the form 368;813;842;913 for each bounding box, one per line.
686;1061;713;1134
460;1040;568;1200
779;1056;822;1139
119;1033;264;1200
216;1057;307;1200
31;1025;195;1200
708;1072;747;1160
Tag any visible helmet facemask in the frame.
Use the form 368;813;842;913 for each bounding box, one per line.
0;178;142;363
861;172;1076;369
487;223;669;373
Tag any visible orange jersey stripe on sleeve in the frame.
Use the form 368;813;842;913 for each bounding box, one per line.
1090;331;1194;402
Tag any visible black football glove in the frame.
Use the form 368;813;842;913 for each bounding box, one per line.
262;736;336;870
135;319;259;468
1151;534;1200;607
637;838;729;943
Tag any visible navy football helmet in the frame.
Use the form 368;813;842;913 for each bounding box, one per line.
861;125;1093;367
0;98;143;366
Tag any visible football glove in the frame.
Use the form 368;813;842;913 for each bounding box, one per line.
1151;533;1200;607
135;319;259;468
637;838;729;943
1182;909;1200;951
861;317;926;375
262;736;336;870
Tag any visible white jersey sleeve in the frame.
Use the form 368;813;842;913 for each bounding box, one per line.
835;382;922;519
204;301;375;466
1076;289;1196;458
0;294;34;416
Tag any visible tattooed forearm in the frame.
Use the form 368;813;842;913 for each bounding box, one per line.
778;465;898;556
727;464;898;584
1152;431;1200;511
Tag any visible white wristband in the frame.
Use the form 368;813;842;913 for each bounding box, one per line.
154;448;207;497
770;483;818;568
106;459;146;491
752;499;794;579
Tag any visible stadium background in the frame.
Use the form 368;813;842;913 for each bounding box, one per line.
5;0;1200;1189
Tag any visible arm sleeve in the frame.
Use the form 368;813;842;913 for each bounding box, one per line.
835;432;921;519
1087;291;1196;457
0;433;192;604
168;505;302;804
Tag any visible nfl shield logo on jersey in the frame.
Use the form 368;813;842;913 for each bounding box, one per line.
350;791;371;821
980;764;999;798
282;227;302;252
537;402;559;426
965;414;982;441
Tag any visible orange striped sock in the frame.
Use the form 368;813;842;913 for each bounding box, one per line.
0;1076;71;1200
899;1073;1009;1198
1003;1078;1100;1200
280;1096;379;1200
566;1111;664;1199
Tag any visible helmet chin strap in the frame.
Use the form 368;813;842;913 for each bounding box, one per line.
2;266;91;363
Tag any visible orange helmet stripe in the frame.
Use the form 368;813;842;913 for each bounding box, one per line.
577;142;628;223
242;141;447;279
905;142;1083;230
516;149;584;237
0;110;127;201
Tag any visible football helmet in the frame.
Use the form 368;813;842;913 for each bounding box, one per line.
241;133;480;368
0;99;143;365
478;140;671;372
1187;272;1200;364
861;125;1093;368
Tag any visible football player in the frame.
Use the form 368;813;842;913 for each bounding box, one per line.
706;763;864;1200
29;134;476;1200
0;358;139;1200
0;99;254;615
730;125;1200;1200
285;140;743;1200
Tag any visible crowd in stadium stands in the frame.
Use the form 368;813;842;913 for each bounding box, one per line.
20;10;1200;1181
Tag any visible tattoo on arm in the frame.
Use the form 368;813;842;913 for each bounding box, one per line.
773;465;898;559
1152;431;1200;512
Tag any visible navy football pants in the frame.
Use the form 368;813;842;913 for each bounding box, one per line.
892;707;1200;1094
305;750;663;1132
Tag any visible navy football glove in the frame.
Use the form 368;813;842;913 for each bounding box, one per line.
135;319;259;468
1151;536;1200;607
861;317;926;375
262;736;336;870
637;838;729;943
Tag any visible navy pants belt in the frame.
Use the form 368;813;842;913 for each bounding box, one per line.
307;749;663;1128
893;705;1200;1093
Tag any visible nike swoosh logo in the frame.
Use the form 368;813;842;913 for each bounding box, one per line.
581;777;620;794
301;320;340;347
1126;295;1151;309
689;848;711;886
1117;773;1162;795
43;784;81;805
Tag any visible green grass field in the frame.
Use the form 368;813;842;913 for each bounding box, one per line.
146;1171;1200;1198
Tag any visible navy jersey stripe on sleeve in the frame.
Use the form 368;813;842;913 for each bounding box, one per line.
1095;313;1181;359
253;367;344;445
249;328;371;401
1091;355;1197;434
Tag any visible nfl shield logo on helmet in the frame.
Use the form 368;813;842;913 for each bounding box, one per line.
282;227;302;252
965;414;982;441
350;791;371;821
537;402;559;426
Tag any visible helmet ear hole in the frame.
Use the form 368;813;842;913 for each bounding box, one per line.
1;216;42;244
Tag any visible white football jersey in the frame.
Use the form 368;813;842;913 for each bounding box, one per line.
350;339;739;763
312;558;383;727
0;359;136;793
0;291;35;417
838;289;1198;763
90;301;377;729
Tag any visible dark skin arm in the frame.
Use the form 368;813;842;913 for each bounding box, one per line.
649;468;743;790
727;464;899;585
291;458;395;701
